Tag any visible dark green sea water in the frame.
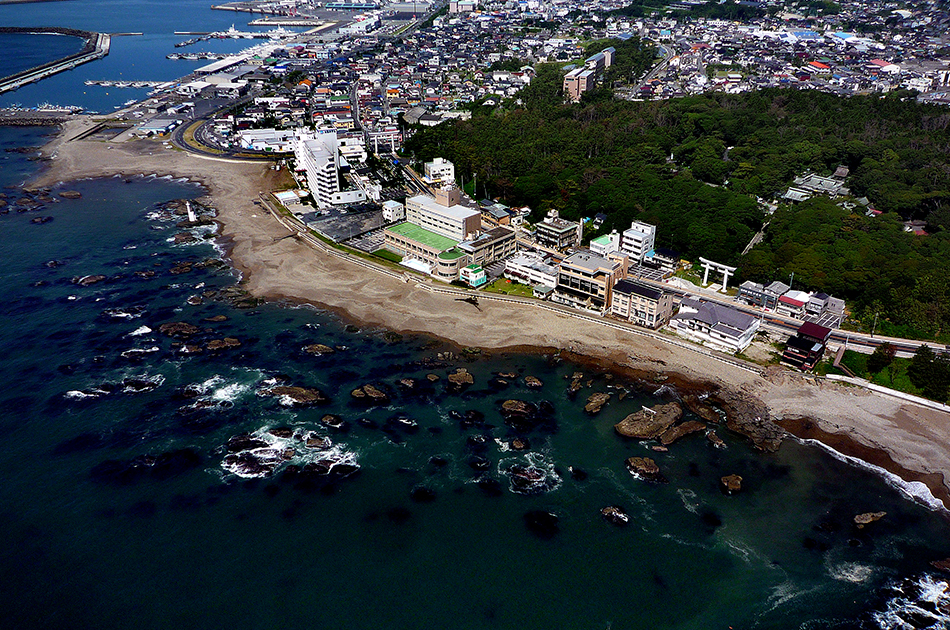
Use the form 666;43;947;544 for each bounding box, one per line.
2;126;950;629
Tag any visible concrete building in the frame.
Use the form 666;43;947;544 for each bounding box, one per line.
620;221;656;263
424;157;455;185
406;187;481;241
563;67;596;102
460;264;487;288
610;279;674;329
457;226;517;267
736;280;789;311
235;129;295;152
589;231;620;257
668;298;760;353
504;251;558;288
382;200;405;223
563;47;615;102
383;222;461;277
534;209;582;251
552;251;629;313
294;131;339;207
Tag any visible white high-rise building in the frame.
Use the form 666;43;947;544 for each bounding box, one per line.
620;221;656;263
294;131;340;207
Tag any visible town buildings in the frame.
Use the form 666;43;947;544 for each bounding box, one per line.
610;278;674;329
620;221;656;263
782;322;833;370
504;251;558;288
669;298;760;352
405;186;480;241
424;157;455;185
552;250;629;313
535;209;582;251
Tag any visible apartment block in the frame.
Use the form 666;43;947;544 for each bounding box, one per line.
552;251;629;313
620;221;656;263
610;279;674;329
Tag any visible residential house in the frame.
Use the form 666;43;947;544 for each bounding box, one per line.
668;298;760;352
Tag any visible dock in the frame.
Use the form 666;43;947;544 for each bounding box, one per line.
0;28;110;95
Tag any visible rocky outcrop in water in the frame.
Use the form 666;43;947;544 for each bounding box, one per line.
659;420;706;446
447;368;474;389
614;402;683;439
525;375;543;388
712;390;784;452
707;431;726;449
205;337;240;351
58;190;81;199
261;385;329;406
626;456;667;482
73;274;107;287
303;343;335;356
584;392;610;415
721;474;743;495
854;511;886;528
601;505;629;526
159;321;200;338
351;384;389;404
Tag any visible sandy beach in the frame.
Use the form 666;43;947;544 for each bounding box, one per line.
29;116;950;510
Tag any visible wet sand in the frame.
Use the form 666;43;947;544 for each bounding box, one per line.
29;116;950;510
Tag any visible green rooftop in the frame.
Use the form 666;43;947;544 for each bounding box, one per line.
591;234;612;245
439;248;467;261
387;222;458;252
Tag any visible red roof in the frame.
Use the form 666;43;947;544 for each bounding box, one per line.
779;295;805;307
808;61;830;69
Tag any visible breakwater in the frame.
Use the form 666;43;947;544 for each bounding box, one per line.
0;27;110;95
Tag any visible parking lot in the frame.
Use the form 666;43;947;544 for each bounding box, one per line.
346;228;387;252
303;202;386;242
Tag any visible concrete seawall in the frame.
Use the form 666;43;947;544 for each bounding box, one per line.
0;27;110;95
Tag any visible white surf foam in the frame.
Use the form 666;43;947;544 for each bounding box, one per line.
802;438;946;512
127;325;152;337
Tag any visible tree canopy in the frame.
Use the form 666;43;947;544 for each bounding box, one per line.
403;42;950;339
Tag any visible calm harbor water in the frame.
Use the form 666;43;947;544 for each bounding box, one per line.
0;0;300;113
2;127;950;629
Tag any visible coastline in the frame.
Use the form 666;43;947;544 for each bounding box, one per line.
28;115;950;512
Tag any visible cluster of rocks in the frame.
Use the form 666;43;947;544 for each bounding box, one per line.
260;385;329;406
350;383;390;404
66;375;163;400
0;187;60;215
155;320;243;355
221;426;359;480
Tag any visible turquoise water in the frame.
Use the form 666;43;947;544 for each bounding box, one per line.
2;126;950;629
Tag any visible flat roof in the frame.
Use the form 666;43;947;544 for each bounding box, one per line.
408;194;479;222
386;222;458;251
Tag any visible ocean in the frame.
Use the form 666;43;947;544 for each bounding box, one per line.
2;4;950;628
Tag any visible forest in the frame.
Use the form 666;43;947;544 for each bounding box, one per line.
403;40;950;339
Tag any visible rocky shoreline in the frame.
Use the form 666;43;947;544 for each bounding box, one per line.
24;117;950;513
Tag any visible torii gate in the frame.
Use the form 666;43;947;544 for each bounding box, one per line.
699;257;737;292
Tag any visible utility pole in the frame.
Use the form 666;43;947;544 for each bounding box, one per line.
788;271;794;290
871;311;879;338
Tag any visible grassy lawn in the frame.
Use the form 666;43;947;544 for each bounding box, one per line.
484;277;534;297
373;249;402;263
835;350;923;397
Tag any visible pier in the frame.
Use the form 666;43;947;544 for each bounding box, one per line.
0;27;110;95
